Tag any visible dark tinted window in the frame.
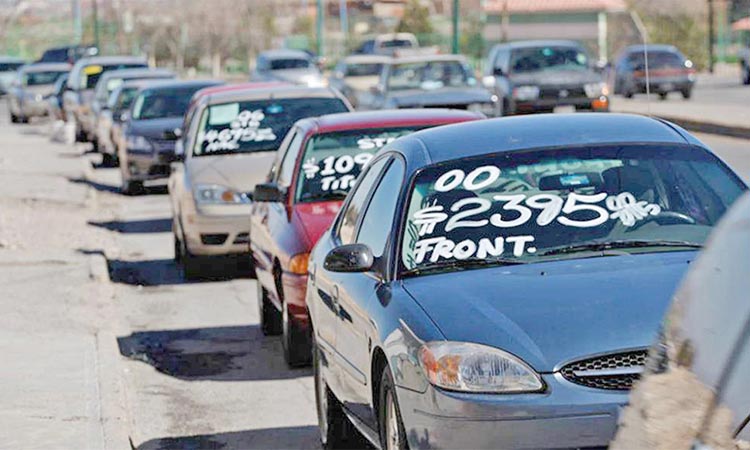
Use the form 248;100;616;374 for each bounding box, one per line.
112;87;140;113
402;144;745;273
40;48;70;63
193;98;349;156
24;71;66;86
132;86;206;120
627;51;685;70
269;58;311;70
338;158;388;245
0;62;24;71
380;39;413;49
345;63;383;77
510;46;589;73
356;159;404;258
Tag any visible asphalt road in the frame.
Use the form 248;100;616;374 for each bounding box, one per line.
0;99;747;449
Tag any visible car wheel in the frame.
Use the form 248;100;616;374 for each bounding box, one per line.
18;114;28;124
173;228;182;263
180;238;202;281
379;367;409;450
74;119;86;143
658;92;668;100
10;112;18;123
681;88;692;100
623;89;634;99
743;65;750;85
282;301;312;367
257;282;282;336
314;336;358;449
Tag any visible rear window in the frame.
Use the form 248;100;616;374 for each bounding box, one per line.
269;58;311;70
193;97;349;156
401;145;745;274
627;51;685;70
131;86;206;120
295;126;425;203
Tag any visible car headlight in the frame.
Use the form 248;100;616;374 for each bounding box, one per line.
193;184;251;205
126;135;153;153
419;341;544;393
512;85;540;101
584;82;609;98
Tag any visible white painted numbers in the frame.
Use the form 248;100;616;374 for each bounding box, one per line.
302;152;374;191
199;109;277;153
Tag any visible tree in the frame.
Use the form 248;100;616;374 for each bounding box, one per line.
396;0;433;35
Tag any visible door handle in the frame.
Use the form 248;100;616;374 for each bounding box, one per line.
331;285;340;309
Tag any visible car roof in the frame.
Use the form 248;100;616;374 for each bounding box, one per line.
622;44;681;53
202;85;344;105
74;55;148;65
493;40;585;50
139;79;222;93
342;54;391;64
0;56;26;63
192;81;290;99
98;67;173;80
389;54;467;64
388;113;701;170
295;109;484;135
21;62;71;72
259;49;311;60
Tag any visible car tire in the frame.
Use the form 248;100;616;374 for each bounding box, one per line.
10;112;18;123
623;90;634;99
658;92;668;100
743;64;750;85
379;367;409;450
258;282;282;336
314;336;359;449
282;301;311;367
681;88;692;100
173;228;183;263
74;119;86;143
180;238;202;281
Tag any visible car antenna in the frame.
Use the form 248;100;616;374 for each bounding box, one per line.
630;11;652;115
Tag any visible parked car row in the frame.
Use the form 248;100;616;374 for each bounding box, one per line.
6;38;746;449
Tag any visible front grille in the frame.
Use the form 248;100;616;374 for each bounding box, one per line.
560;350;647;391
539;86;587;100
200;233;228;245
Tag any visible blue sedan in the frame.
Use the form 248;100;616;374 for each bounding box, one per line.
306;114;747;449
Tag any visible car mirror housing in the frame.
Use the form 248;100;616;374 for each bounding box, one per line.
324;244;374;273
120;111;130;123
493;67;505;77
253;182;286;203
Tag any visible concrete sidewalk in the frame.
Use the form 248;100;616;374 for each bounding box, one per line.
610;64;750;138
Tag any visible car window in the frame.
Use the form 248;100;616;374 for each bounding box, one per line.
131;85;207;120
192;97;349;157
388;60;476;91
338;157;389;245
269;58;311;70
627;51;685;70
355;159;404;258
510;46;588;73
23;71;65;86
294;126;426;204
346;63;383;77
277;132;304;187
400;144;745;274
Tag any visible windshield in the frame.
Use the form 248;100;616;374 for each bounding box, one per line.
131;86;203;120
79;63;146;90
401;145;745;274
387;60;476;91
510;46;589;73
346;63;383;77
270;58;311;70
296;126;426;203
24;71;66;86
193;97;348;157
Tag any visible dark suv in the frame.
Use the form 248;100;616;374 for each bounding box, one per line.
483;40;609;115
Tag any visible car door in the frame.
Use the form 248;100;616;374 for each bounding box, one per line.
313;157;390;378
334;156;405;422
251;129;304;302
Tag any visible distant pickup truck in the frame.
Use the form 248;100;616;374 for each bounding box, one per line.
740;47;750;85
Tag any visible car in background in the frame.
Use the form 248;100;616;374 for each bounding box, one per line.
116;79;223;194
613;45;696;100
329;55;389;108
63;55;148;143
484;40;609;115
359;54;496;114
37;45;98;64
250;109;483;366
306;113;746;450
354;33;419;56
7;63;70;123
88;68;175;156
612;193;750;449
251;49;326;88
47;72;69;121
0;56;26;95
98;79;159;160
168;84;351;279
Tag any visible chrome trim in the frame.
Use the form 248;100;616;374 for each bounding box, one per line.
573;366;644;378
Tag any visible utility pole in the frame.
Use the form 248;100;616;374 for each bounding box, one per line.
451;0;459;54
316;0;324;57
72;0;82;44
339;0;348;52
92;0;100;49
708;0;715;73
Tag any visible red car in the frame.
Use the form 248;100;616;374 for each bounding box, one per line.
249;109;484;366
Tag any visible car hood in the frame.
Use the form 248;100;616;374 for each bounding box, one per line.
510;69;602;87
267;68;323;85
187;152;276;193
23;85;57;98
401;252;693;373
386;87;493;107
292;201;343;247
129;117;182;140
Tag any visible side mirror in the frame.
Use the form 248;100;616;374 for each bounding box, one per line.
163;128;182;140
324;244;374;273
120;111;130;123
253;182;286;203
493;67;505;77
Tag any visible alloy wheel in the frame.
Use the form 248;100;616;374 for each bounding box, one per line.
384;390;401;450
313;343;329;443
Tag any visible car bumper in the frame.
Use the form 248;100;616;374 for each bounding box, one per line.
398;373;625;450
633;78;694;93
280;271;310;326
182;204;251;256
515;96;609;113
21;100;49;118
126;151;177;181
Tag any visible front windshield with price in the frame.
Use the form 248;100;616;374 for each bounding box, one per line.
401;145;745;274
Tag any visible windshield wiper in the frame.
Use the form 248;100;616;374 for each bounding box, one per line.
538;239;703;257
402;256;526;277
